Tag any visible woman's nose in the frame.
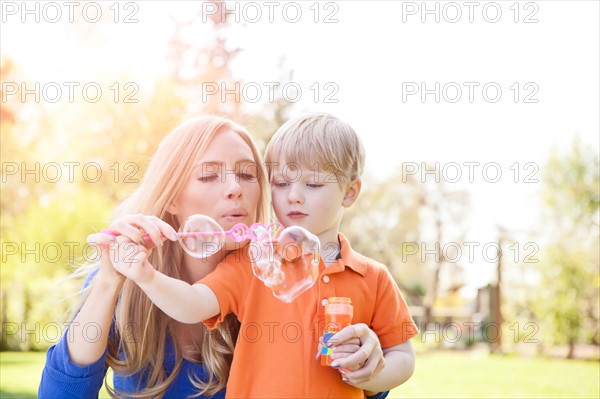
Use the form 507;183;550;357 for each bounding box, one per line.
224;175;242;199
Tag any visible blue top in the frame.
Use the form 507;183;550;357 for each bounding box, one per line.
38;272;390;399
39;331;224;399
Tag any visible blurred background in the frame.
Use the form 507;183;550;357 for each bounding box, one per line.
1;1;598;397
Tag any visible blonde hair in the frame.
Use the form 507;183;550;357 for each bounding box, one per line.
264;112;365;187
73;116;269;398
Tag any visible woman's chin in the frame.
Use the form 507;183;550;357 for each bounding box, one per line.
223;237;250;251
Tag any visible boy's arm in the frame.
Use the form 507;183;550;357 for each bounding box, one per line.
108;240;220;324
137;269;220;324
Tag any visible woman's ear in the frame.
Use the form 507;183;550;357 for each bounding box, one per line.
167;202;178;215
342;180;361;208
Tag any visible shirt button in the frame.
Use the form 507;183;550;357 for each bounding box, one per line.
321;298;328;307
322;275;330;283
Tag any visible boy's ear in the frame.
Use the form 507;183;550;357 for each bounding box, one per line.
342;180;361;208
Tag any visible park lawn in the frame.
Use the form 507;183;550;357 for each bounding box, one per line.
391;350;599;398
1;350;598;398
0;351;110;398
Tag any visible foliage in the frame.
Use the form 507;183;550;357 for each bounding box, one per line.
532;137;600;357
1;186;113;350
0;3;295;351
342;172;427;303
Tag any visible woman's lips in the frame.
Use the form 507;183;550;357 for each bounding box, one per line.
222;215;247;221
221;208;248;222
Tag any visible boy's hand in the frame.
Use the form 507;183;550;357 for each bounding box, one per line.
108;237;154;284
87;232;125;287
316;323;385;386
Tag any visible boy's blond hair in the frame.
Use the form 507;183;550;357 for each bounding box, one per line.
264;112;365;187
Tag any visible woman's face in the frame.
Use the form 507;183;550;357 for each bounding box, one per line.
170;129;261;235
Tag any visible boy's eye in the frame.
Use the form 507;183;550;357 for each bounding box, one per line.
198;175;218;183
307;183;323;188
273;181;288;188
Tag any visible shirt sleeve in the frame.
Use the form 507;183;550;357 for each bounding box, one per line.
38;329;108;399
197;249;252;329
38;267;109;398
370;266;419;348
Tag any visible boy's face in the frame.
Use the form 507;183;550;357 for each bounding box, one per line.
270;157;358;246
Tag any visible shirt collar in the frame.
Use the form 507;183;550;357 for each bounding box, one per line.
332;232;368;276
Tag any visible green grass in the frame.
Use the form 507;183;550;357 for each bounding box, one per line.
0;351;110;398
0;352;45;398
390;350;600;398
1;350;598;398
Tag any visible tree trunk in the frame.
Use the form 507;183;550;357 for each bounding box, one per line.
423;200;443;329
567;339;575;359
0;289;8;351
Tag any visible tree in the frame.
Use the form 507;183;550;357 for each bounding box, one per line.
418;177;470;328
166;1;294;146
1;2;296;350
342;167;471;327
342;171;426;306
533;137;599;358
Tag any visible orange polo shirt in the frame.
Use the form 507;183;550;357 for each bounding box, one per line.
198;233;418;398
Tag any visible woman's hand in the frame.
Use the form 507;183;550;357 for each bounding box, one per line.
318;323;385;386
87;214;178;284
105;214;178;247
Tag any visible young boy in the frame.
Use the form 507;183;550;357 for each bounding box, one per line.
118;113;418;398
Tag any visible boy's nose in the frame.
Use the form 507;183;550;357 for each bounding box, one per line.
287;184;304;204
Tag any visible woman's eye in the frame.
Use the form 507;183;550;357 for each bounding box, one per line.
238;173;256;181
307;183;323;188
198;175;218;183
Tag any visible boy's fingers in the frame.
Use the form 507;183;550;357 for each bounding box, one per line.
87;232;116;246
97;240;110;264
132;250;148;266
107;239;148;280
112;237;145;261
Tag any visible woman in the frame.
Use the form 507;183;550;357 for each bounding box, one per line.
39;116;388;398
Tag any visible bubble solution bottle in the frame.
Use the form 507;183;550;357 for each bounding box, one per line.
321;297;354;366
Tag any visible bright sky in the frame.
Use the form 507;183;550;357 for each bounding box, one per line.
2;0;598;289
